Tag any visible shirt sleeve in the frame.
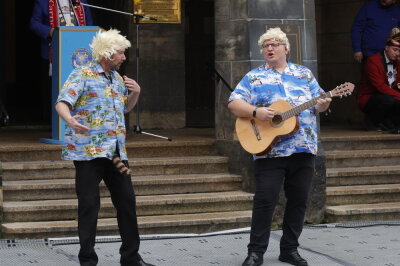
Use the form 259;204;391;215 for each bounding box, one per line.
351;4;368;53
82;0;94;25
306;70;324;98
228;74;252;103
56;67;86;108
30;0;52;41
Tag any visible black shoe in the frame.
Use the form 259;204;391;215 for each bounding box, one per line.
279;250;308;266
126;258;155;266
364;117;382;131
136;258;155;266
242;252;263;266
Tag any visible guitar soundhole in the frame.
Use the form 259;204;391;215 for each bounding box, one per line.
271;114;283;127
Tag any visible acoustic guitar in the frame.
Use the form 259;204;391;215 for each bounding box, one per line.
235;82;354;155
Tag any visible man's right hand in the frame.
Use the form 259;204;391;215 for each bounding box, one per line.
67;115;90;134
255;107;276;122
354;52;363;63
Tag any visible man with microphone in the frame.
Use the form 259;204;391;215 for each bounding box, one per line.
56;29;154;266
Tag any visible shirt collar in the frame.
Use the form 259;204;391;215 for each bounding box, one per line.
93;61;115;78
263;61;292;73
93;61;106;74
384;52;393;65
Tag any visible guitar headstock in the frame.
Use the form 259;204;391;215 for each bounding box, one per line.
329;82;355;98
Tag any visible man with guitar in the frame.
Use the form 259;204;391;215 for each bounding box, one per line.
228;27;332;266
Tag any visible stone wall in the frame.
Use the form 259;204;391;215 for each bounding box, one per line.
126;23;186;130
125;5;186;130
215;0;325;224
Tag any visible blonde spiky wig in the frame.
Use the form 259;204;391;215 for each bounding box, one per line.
258;27;290;53
90;29;131;61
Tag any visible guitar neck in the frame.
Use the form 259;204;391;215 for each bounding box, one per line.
281;91;332;120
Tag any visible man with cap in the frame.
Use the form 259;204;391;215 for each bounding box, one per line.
357;27;400;132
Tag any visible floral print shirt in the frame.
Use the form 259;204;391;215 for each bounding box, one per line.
229;62;324;159
56;62;129;161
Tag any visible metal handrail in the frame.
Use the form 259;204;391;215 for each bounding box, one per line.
213;68;233;92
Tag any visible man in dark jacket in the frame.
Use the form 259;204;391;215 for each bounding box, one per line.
351;0;400;63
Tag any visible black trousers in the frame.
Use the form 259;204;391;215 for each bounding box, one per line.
74;158;140;266
363;94;400;127
248;153;315;255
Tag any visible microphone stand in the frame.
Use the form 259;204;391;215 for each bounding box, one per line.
77;1;172;141
77;2;157;21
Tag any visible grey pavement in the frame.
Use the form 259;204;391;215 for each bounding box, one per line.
1;221;400;266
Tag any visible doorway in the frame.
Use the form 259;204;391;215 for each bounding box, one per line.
185;0;215;127
0;0;128;127
1;0;42;125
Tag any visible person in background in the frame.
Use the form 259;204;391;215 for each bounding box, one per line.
351;0;400;63
30;0;93;123
228;27;331;266
357;27;400;132
55;29;154;266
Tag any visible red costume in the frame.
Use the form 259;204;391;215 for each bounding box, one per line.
357;52;400;110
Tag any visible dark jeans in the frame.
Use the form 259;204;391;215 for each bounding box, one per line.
364;94;400;127
248;153;315;255
74;158;140;266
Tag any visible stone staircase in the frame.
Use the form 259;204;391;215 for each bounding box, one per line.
322;131;400;222
0;131;253;239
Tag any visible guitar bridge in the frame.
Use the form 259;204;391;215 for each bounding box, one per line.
250;119;261;141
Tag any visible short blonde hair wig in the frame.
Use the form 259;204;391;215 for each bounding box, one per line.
90;29;131;61
258;27;290;53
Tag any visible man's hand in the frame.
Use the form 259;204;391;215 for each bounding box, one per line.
354;52;363;63
315;97;332;113
67;115;89;134
123;75;140;94
255;107;276;122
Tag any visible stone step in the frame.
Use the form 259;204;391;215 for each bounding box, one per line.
2;191;254;222
322;134;400;151
327;165;400;186
1;156;229;181
325;202;400;223
326;184;400;205
1;210;253;239
0;139;215;162
3;173;243;201
325;149;400;168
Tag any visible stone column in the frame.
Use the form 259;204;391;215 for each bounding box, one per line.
215;0;325;224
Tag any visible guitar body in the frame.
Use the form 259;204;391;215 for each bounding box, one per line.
234;82;354;155
235;100;299;155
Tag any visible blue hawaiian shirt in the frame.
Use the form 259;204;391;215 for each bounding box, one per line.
229;62;324;159
56;62;129;161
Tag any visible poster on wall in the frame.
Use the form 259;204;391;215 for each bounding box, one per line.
133;0;181;23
